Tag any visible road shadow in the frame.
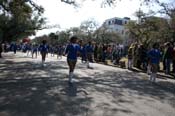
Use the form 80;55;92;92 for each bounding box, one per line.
76;70;175;109
0;56;92;116
0;53;175;116
0;76;92;116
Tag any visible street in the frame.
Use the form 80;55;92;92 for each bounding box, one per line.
0;52;175;116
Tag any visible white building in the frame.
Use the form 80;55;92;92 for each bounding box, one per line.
101;17;134;46
103;17;130;36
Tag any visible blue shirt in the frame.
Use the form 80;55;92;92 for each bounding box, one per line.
148;49;161;64
26;45;31;50
65;44;80;60
39;44;48;52
85;44;94;53
32;46;38;52
57;47;64;53
80;46;86;55
49;47;54;52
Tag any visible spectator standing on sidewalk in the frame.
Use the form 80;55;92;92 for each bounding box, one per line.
0;42;2;58
94;43;98;62
85;41;94;68
128;44;134;70
163;42;173;74
140;45;148;70
172;42;175;73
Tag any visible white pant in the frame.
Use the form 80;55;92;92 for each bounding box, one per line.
147;64;151;74
128;59;133;69
150;73;156;82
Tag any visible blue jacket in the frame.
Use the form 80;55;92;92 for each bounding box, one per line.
65;44;80;60
148;49;161;64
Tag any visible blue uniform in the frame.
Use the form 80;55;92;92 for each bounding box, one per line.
57;47;63;55
27;44;32;51
80;46;87;61
49;47;54;53
65;44;80;60
39;44;48;52
148;49;161;64
85;44;94;62
32;46;38;52
85;44;94;53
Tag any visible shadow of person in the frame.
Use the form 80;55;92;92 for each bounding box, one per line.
67;82;77;97
60;82;89;97
59;82;78;97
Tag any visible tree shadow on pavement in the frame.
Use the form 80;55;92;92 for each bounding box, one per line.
0;57;175;116
77;70;175;109
0;59;92;116
0;76;92;116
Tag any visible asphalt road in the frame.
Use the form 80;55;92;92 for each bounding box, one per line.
0;52;175;116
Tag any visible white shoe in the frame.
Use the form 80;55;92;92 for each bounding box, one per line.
87;66;93;69
69;72;73;83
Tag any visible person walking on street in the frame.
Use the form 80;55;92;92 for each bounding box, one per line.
79;40;87;63
85;41;94;69
39;40;48;67
32;44;38;58
64;36;81;84
57;45;63;59
148;43;161;82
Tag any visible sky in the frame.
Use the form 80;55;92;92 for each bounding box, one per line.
31;0;163;39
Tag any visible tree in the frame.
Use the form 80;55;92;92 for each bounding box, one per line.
0;0;45;42
60;0;119;7
56;30;70;44
80;18;99;40
60;0;171;7
126;15;171;47
141;0;175;41
93;25;123;44
48;33;58;45
158;0;175;41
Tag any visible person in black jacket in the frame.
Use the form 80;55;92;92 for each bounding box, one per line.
164;42;173;74
172;43;175;73
140;45;148;70
0;42;2;58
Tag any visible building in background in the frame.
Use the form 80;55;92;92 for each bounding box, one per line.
102;17;131;46
102;17;131;45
